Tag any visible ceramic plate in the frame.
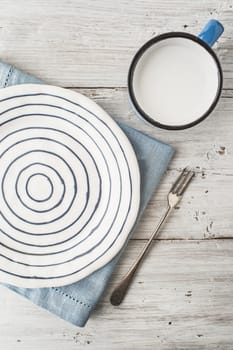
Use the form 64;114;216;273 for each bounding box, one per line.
0;84;140;288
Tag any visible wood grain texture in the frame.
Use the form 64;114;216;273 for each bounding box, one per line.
0;0;232;88
1;240;233;350
0;0;233;349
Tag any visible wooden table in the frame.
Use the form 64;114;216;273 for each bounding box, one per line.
0;1;233;349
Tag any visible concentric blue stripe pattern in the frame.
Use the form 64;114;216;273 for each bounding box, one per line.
0;84;140;288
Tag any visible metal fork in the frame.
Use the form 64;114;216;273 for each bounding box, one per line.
110;167;195;306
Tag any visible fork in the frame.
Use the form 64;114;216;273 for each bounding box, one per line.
110;167;195;306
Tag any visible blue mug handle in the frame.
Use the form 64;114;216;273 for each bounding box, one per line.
198;19;224;47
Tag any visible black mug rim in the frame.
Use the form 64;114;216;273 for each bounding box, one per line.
128;32;223;130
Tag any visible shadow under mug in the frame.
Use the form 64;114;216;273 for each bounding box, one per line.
128;20;224;130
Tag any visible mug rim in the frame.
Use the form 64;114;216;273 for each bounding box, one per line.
128;31;223;130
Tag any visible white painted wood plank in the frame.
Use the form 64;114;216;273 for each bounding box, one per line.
72;88;233;173
69;88;233;240
0;0;231;87
1;239;233;350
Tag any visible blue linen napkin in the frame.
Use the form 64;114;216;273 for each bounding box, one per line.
0;61;174;327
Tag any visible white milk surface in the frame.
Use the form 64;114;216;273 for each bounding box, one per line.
132;37;219;126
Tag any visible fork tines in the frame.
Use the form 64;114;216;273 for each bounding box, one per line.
171;168;195;196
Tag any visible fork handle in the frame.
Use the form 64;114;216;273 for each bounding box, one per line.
110;205;172;306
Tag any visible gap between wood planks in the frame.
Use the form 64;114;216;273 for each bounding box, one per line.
66;87;233;94
130;237;233;241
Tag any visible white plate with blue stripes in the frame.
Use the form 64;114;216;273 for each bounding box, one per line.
0;84;140;288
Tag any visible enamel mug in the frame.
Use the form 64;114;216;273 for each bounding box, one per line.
128;20;224;130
